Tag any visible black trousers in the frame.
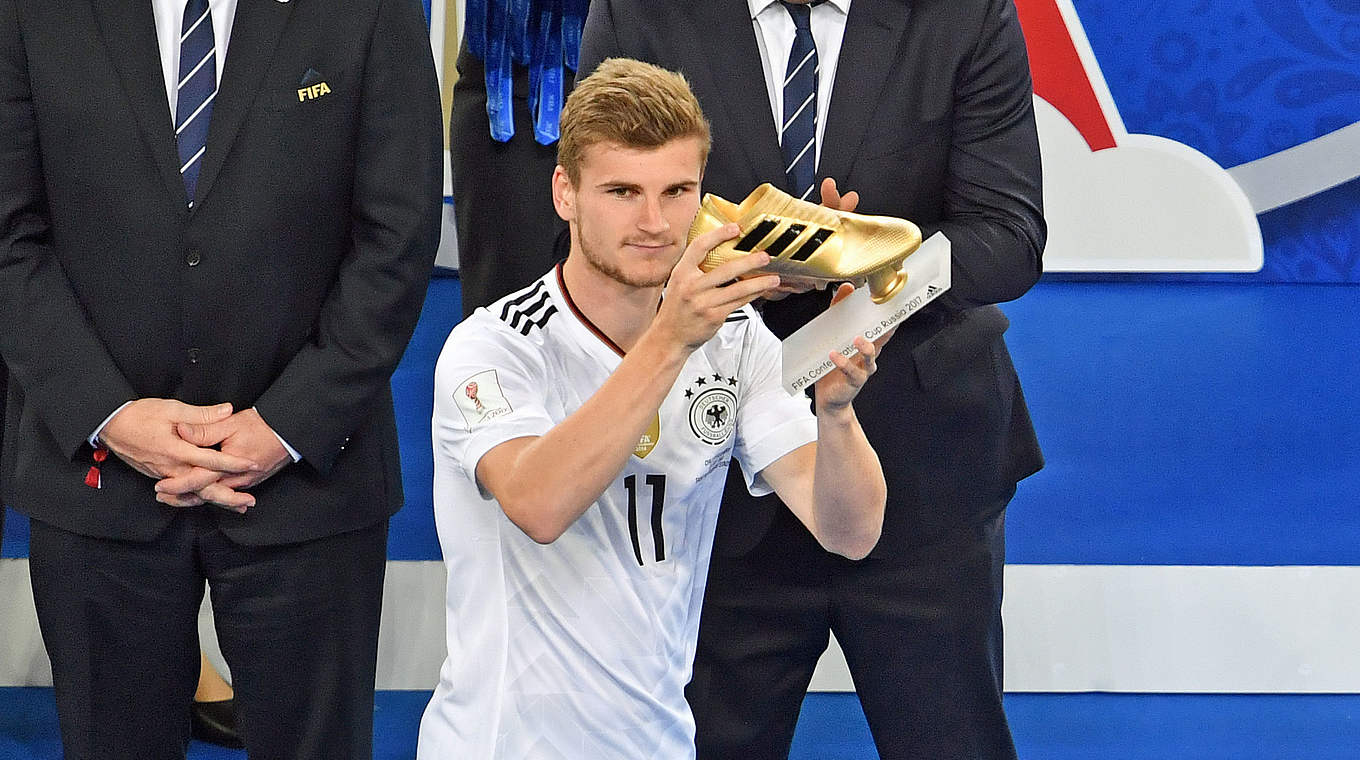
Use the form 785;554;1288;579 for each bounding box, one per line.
687;506;1014;760
28;509;388;760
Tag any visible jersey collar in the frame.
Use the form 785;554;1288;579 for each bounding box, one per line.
554;262;629;359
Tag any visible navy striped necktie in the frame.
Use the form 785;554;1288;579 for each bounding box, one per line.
779;0;824;202
176;0;217;206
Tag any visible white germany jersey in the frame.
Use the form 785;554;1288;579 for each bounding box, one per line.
417;266;818;760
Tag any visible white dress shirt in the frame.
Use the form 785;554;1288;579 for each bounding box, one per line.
747;0;851;169
150;0;239;125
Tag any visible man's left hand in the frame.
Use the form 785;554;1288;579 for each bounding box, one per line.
154;408;292;508
819;176;860;214
763;178;862;301
814;284;890;412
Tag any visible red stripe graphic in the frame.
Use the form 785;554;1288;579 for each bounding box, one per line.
1014;0;1118;152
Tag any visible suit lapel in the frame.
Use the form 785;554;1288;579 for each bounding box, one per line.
819;0;911;184
691;0;786;193
194;0;295;206
89;0;187;209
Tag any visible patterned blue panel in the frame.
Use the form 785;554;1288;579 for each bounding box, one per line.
1069;0;1360;281
1076;0;1360;167
1259;181;1360;280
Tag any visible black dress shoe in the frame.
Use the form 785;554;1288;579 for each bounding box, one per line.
191;698;244;749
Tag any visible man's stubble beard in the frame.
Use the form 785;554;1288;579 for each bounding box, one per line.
574;216;673;289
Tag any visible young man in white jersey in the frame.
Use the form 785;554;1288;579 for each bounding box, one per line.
418;58;888;759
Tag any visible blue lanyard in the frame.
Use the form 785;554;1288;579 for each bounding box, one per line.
509;0;533;66
465;0;587;145
482;0;515;141
562;0;587;72
529;0;562;143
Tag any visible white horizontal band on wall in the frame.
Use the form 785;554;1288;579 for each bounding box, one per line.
1000;564;1360;693
4;560;1360;693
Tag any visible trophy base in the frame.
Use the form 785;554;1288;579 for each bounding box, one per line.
781;233;952;395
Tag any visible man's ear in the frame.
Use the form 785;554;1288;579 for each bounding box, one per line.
551;165;575;223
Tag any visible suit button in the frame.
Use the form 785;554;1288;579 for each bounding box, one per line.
187;348;201;364
185;249;201;267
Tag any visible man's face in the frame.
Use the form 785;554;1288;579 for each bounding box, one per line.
553;137;706;289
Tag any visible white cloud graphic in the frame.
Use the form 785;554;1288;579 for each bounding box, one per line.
1035;96;1264;272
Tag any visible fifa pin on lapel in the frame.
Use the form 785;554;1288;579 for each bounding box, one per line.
297;69;331;102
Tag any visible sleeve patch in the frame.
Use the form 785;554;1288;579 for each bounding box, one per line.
455;369;514;427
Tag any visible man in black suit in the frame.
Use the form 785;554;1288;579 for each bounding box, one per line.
580;1;1045;757
0;1;442;757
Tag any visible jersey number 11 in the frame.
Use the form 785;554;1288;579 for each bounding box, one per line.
625;474;667;566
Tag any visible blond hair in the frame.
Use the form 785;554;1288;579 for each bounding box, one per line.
557;58;711;184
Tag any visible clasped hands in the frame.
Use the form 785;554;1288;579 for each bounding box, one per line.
99;399;292;513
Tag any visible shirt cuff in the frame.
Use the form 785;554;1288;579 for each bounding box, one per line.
255;407;303;463
89;400;135;448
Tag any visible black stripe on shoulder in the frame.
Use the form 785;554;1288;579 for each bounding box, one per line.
507;290;552;332
518;305;557;336
498;280;548;322
724;311;750;323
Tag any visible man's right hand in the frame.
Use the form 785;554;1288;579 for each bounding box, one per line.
650;223;781;351
98;399;260;511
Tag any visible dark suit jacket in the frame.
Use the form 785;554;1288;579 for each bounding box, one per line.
0;0;443;546
449;44;573;317
580;0;1046;557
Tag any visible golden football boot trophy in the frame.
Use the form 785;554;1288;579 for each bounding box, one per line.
687;183;923;303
